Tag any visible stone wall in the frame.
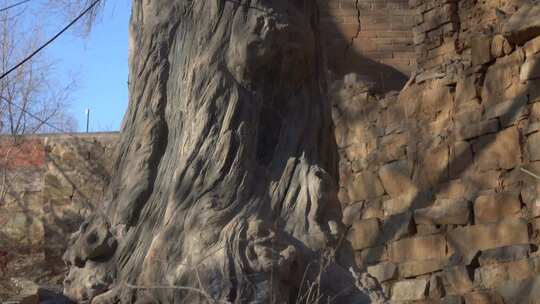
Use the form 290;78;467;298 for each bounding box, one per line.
334;1;540;302
0;133;118;299
320;0;416;91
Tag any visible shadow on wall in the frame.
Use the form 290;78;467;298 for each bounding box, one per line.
338;42;540;300
322;14;411;93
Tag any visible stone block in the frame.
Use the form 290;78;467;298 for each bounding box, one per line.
348;170;385;201
348;218;382;250
428;275;445;299
442;295;464;304
382;212;415;242
484;95;528;127
455;74;478;106
355;245;388;266
496;275;540;304
521;183;540;218
528;130;540;161
389;234;447;263
414;198;470;225
447;219;529;257
342;202;364;226
472;35;493;66
491;35;513;58
524;35;540;58
413;144;449;187
520;54;540;81
403;81;452;122
416;223;441;236
378;134;407;163
462;169;501;191
453;102;483;124
472;127;521;171
361;199;384;220
482;50;525;105
454;119;499;140
391;278;429;301
445;265;474;294
474;257;537;289
502;3;540;45
463;291;504;304
378;160;416;198
382;190;433;216
423;3;454;28
531;218;540;244
473;192;522;224
449;141;473;179
399;258;448;278
367;262;398;283
478;245;530;266
436;179;477;201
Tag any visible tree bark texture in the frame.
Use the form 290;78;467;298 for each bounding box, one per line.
62;1;384;303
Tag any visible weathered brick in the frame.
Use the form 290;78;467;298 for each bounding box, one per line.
445;265;474;294
527;131;540;161
348;218;382;250
355;245;388;266
348;170;385;201
482;49;525;105
399;258;448;278
484;95;528;127
391;278;429;301
463;291;504;304
520;54;540;81
447;219;529;256
524;35;540;58
471;35;493;66
415;198;470;225
474;257;538;289
478;245;530;267
382;212;415;242
389;234;447;262
378;160;416;197
454;119;499;140
449;141;473;179
472;127;521;171
473;192;522;224
382;190;433;216
367;262;398;283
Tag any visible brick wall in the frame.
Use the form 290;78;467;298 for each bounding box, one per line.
319;0;416;91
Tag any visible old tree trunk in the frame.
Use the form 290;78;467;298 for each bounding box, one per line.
63;1;384;303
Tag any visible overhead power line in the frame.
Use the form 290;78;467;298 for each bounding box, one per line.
0;0;33;13
0;0;103;137
0;96;69;134
0;0;102;81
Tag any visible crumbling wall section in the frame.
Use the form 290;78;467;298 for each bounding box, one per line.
334;1;540;302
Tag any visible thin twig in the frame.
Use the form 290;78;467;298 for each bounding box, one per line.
521;167;540;180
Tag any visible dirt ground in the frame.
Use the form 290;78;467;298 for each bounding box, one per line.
0;249;65;302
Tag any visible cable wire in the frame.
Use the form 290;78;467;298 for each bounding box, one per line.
0;0;33;13
0;96;69;134
0;0;101;81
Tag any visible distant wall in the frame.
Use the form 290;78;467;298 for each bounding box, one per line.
0;133;118;271
319;0;416;90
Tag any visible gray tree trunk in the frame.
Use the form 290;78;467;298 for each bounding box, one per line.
62;1;384;303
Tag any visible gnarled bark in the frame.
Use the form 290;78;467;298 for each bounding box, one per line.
63;1;385;303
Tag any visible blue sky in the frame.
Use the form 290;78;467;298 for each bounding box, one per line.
37;0;131;132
